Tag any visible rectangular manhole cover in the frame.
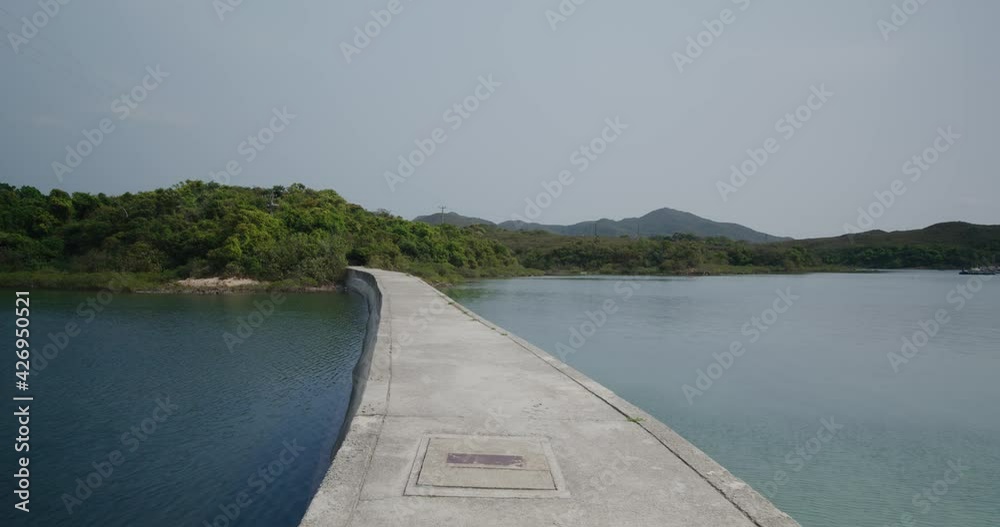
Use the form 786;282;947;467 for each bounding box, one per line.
405;435;569;498
446;453;526;468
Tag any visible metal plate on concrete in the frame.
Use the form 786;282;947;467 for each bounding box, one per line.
405;435;570;498
446;453;525;468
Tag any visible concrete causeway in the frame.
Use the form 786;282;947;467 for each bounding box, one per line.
300;268;800;527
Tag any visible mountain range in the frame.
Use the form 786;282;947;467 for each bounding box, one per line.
415;207;790;243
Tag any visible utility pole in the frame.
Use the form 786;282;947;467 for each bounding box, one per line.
438;205;447;225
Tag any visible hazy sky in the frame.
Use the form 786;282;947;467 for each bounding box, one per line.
2;0;997;238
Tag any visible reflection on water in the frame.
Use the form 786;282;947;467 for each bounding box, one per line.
1;291;366;527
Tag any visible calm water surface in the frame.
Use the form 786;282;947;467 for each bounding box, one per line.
2;291;366;527
450;271;999;527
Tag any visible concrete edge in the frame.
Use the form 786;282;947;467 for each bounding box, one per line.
427;279;801;527
299;268;391;527
300;268;800;527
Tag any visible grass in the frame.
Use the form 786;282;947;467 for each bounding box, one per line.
0;270;171;291
399;261;539;287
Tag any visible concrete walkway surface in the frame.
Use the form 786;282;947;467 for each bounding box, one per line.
300;268;800;527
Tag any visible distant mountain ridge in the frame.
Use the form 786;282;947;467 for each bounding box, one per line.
415;207;789;243
413;211;496;228
782;221;1000;249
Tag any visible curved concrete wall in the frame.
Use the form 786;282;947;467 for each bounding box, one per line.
300;268;392;527
334;269;382;450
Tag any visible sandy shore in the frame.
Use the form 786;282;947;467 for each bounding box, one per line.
176;277;261;289
144;277;340;294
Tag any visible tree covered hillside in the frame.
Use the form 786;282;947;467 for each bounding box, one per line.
2;181;997;288
486;225;1000;275
0;181;520;286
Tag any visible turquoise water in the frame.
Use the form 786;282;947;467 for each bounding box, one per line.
2;291;366;527
450;271;1000;527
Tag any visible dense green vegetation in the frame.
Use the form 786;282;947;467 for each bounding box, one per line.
415;211;496;228
1;182;997;289
486;223;1000;275
0;182;521;288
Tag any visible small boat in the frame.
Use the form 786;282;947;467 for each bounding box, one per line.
960;267;997;276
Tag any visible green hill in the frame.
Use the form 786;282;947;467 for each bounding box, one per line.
786;222;1000;249
2;182;996;288
0;182;521;288
417;207;788;242
776;222;1000;269
484;221;1000;275
500;208;787;242
414;212;496;228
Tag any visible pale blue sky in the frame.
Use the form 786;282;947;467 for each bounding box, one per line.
1;0;997;238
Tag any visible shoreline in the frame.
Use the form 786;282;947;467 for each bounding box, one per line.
142;277;343;295
0;272;344;294
0;267;965;292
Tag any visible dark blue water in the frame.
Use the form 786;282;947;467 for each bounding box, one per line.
2;290;366;527
450;271;1000;527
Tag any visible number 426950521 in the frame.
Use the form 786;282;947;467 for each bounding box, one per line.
15;292;30;385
